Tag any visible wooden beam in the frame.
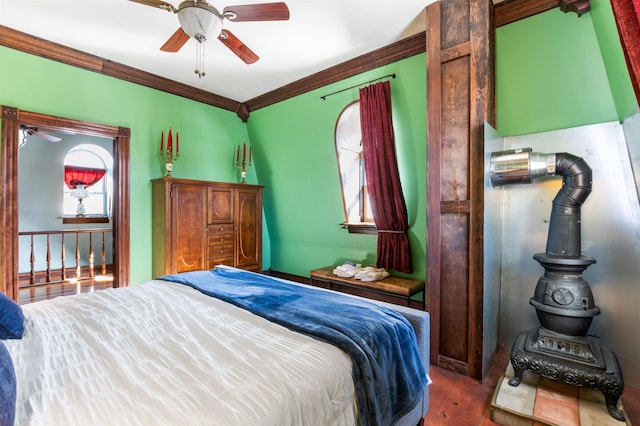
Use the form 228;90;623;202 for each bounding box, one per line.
244;32;426;112
0;25;242;113
1;0;559;120
494;0;559;27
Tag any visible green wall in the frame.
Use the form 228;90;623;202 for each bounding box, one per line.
6;0;629;287
246;54;427;280
0;46;253;285
496;0;636;136
590;0;638;120
0;45;426;284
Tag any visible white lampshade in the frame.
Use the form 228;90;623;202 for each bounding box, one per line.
69;184;90;200
177;1;223;41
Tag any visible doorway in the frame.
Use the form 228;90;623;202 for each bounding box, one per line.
1;106;130;301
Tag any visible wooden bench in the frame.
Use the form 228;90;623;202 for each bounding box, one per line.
309;266;425;310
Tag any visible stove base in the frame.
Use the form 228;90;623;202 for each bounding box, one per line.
508;328;625;421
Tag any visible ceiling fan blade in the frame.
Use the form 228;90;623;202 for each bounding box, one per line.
129;0;177;13
20;125;63;142
218;30;259;64
223;2;289;22
161;28;190;52
35;131;62;143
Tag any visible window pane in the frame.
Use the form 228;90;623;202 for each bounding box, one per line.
63;145;112;216
335;101;374;225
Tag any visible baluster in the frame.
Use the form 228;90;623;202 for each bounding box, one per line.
19;228;114;289
29;235;35;284
89;232;95;278
46;234;51;283
61;233;66;280
75;232;81;280
101;232;106;275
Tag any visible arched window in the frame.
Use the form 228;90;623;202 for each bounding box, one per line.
63;144;113;218
335;101;376;234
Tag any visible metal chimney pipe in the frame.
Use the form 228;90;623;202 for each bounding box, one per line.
489;147;556;185
489;148;592;257
546;152;592;257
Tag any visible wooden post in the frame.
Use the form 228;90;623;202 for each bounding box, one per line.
426;0;495;380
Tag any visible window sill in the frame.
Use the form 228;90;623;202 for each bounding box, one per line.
341;223;377;235
62;216;110;224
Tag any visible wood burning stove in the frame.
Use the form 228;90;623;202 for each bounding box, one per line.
490;148;625;421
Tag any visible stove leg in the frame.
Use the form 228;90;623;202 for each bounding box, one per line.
508;367;524;386
508;332;527;387
604;390;625;421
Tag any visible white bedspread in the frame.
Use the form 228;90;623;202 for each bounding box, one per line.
5;280;356;426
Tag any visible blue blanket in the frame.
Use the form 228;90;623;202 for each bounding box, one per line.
158;267;427;426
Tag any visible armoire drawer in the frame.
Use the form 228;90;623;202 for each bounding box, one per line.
208;243;234;260
208;233;233;246
207;257;234;269
208;224;234;235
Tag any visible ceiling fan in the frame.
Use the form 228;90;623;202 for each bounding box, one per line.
130;0;290;67
19;125;62;144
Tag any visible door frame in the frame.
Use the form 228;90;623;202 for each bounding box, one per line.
1;106;130;301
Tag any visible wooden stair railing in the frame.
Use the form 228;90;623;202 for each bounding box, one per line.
18;228;113;287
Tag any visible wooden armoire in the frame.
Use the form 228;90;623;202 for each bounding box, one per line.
151;177;263;277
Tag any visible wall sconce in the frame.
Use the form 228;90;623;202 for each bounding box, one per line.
235;141;252;183
160;128;180;176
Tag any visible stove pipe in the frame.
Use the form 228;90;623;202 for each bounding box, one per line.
490;148;600;336
490;148;592;257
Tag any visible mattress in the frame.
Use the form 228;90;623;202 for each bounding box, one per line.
5;280;357;425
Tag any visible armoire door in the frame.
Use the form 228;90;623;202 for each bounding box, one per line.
172;183;207;273
235;187;262;271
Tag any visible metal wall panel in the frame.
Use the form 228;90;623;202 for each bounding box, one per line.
490;120;640;385
483;123;504;378
623;109;640;203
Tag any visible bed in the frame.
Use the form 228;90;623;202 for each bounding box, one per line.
0;266;430;426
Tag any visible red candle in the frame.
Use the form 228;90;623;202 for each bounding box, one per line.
242;142;246;163
236;145;240;163
167;128;173;151
249;146;252;163
160;131;164;152
176;132;179;153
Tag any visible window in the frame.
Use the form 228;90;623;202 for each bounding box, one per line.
335;101;376;234
63;144;113;220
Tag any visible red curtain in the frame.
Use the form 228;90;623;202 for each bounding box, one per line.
359;81;412;273
611;0;640;105
64;165;106;189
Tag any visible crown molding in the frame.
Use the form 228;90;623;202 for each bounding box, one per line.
1;1;559;121
0;25;241;113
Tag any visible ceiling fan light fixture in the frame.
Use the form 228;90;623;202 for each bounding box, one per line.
177;0;223;41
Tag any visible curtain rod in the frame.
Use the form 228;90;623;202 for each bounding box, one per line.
320;73;396;101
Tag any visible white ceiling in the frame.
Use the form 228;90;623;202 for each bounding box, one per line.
0;0;436;102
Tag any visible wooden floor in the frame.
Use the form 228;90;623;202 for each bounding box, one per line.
426;350;640;425
19;278;114;304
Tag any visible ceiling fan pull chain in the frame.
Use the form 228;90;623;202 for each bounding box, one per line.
194;41;199;76
194;38;206;78
200;42;206;78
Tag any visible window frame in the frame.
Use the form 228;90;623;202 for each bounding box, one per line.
62;144;113;223
335;100;377;235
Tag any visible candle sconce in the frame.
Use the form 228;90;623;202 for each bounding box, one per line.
160;128;179;176
235;142;252;184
